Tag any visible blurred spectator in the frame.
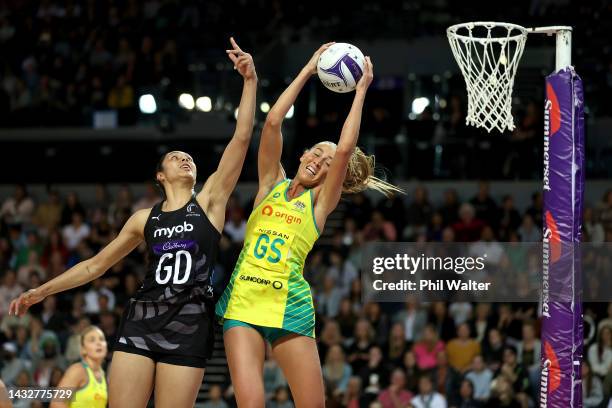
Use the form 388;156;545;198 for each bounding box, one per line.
0;269;23;316
469;182;498;228
516;321;541;392
481;328;506;372
317;275;343;318
413;324;446;371
224;208;247;244
598;190;612;234
582;361;604;408
0;184;35;225
411;375;447;408
347;319;375;373
32;189;61;236
429;301;456;342
404;186;433;239
84;278;116;314
384;323;409;366
588;326;612;378
323;345;352;398
448;302;473;327
203;384;229;408
328;250;358;297
452;204;485;242
358;346;390;391
62;212;90;251
446;323;480;373
440;189;460;226
268;386;294;408
454;379;483;408
1;342;30;385
469;303;494;343
394;299;427;343
583;207;605;244
401;350;422;392
40;295;66;333
465;355;493;401
517;214;540;242
378;368;414;408
132;182;160;212
363;210;397;242
497;195;521;240
525;192;544;230
343;376;363;408
432;350;461;405
485;376;520;408
59;192;85;227
336;299;359;338
318;320;344;363
496;346;531;402
264;346;286;400
364;302;390;345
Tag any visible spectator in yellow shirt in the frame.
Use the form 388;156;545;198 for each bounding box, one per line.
446;323;481;373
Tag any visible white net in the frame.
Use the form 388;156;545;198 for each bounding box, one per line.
447;22;527;133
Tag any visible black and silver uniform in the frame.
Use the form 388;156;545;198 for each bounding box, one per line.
116;195;220;358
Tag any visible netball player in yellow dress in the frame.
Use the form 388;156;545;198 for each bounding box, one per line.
51;326;107;408
216;44;401;407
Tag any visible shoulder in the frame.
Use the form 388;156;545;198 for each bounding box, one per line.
61;362;88;386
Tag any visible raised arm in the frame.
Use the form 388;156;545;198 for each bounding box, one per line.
199;38;257;231
315;57;374;223
256;43;334;201
8;209;148;317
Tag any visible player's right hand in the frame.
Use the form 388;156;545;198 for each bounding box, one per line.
355;56;373;93
8;288;45;317
305;42;335;75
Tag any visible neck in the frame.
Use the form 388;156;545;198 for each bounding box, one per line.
83;356;102;371
287;180;307;199
162;184;194;210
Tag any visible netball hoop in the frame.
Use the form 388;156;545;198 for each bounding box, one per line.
447;22;573;133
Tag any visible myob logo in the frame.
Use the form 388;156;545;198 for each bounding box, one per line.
154;222;194;238
261;205;302;225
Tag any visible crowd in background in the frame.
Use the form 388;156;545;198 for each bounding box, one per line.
0;183;611;407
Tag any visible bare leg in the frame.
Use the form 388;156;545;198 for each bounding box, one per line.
224;326;267;408
108;351;155;408
153;363;205;408
272;335;325;408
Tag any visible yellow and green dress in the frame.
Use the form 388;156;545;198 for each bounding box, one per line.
69;362;107;408
216;179;320;341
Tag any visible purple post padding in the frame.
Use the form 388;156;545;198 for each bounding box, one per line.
540;67;585;408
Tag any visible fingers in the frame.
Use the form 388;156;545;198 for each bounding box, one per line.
227;52;239;65
8;298;16;316
229;37;243;52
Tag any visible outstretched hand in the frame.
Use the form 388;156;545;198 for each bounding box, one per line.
355;56;373;93
8;288;45;317
227;37;257;81
305;42;335;75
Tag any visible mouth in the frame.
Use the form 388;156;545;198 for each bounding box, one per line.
180;164;192;172
305;165;316;177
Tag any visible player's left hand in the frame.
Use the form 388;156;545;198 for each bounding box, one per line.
355;56;373;93
226;37;257;81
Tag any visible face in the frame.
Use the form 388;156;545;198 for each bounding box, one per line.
460;380;473;399
81;328;108;361
157;151;197;187
418;377;432;394
296;143;335;187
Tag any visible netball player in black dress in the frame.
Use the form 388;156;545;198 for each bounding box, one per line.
9;38;257;408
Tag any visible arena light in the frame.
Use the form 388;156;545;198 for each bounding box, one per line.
196;96;212;112
139;94;157;114
411;97;430;115
178;93;195;110
260;102;270;113
285;105;294;119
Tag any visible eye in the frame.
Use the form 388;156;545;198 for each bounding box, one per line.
313;152;321;157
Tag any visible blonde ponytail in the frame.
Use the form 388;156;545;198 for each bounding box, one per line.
342;146;404;197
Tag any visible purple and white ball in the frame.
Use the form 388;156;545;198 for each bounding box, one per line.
317;43;365;93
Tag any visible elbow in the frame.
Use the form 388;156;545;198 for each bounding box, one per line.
264;114;283;128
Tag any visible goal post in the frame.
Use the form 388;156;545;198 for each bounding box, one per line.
447;23;585;408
